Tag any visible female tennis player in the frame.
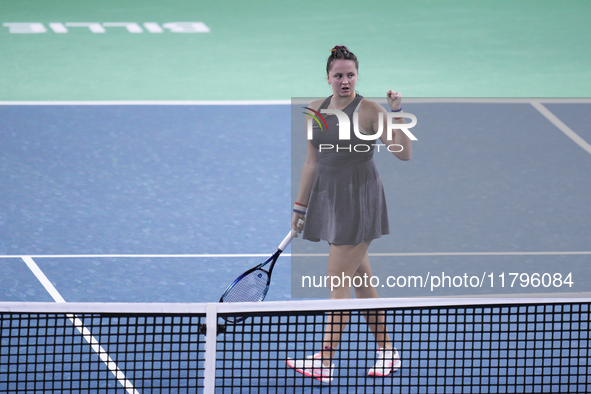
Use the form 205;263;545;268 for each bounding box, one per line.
286;45;412;383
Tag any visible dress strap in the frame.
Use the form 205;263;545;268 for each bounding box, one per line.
319;96;332;110
350;95;363;113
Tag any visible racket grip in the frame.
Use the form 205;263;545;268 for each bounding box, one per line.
278;219;304;251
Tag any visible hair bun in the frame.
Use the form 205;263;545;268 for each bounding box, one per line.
326;45;357;73
331;45;349;54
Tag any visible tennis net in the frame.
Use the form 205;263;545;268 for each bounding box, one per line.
1;297;589;393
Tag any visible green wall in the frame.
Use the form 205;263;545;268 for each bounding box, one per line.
1;0;589;100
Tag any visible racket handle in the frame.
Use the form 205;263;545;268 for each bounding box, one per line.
278;218;305;251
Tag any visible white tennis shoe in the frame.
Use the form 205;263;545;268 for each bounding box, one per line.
367;348;401;377
286;352;335;383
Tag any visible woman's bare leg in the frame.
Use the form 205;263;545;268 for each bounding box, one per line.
320;241;371;366
353;252;393;350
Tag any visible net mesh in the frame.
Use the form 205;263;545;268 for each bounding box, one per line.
1;311;205;393
1;299;589;393
218;301;590;393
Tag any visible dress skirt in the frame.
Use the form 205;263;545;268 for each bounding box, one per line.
303;155;390;245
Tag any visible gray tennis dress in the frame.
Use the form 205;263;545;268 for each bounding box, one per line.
303;94;390;244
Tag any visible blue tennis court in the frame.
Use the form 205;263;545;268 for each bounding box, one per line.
1;100;590;304
1;94;591;394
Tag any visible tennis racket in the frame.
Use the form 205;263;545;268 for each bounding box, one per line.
220;220;303;315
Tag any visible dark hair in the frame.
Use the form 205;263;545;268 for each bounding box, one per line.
326;45;359;74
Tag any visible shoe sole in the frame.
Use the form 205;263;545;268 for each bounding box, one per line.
286;359;333;384
367;359;402;377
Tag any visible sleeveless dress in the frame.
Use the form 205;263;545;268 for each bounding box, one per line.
303;95;390;244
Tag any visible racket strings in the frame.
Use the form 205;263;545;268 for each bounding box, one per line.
223;269;269;302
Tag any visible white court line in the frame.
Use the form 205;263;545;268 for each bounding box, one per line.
22;256;67;302
295;251;591;257
1;251;589;259
1;98;591;105
21;256;139;394
531;101;591;155
0;100;291;105
2;253;271;259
